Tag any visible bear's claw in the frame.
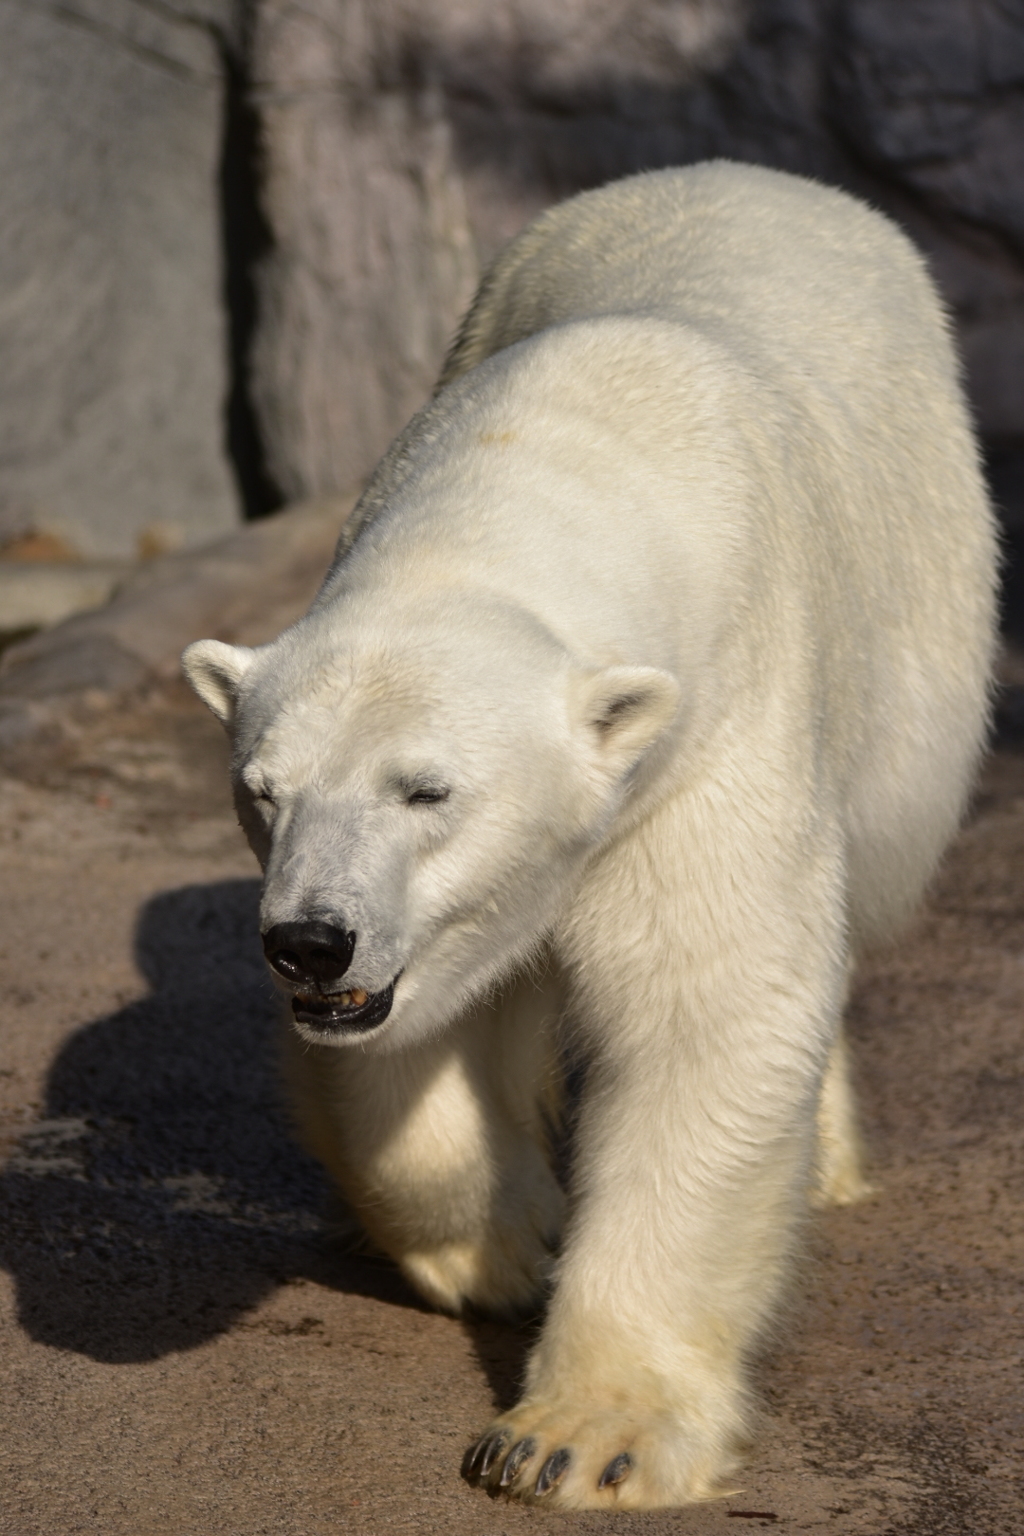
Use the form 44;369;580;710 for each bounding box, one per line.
535;1447;571;1495
477;1431;509;1477
497;1436;535;1488
465;1425;639;1501
462;1430;506;1480
598;1451;632;1488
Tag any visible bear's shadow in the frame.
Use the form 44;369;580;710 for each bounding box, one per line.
0;879;436;1364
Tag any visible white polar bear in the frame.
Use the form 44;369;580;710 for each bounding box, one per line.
183;162;996;1510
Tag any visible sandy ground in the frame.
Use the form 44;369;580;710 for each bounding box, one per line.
1;681;1022;1536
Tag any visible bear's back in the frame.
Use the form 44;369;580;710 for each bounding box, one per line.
439;162;944;418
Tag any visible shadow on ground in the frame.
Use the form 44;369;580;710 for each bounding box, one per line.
0;879;423;1363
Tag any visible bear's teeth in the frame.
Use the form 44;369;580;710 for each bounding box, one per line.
350;988;369;1006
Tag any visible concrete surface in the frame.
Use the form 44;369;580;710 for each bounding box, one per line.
0;666;1021;1534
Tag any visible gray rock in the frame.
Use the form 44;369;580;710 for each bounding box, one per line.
0;634;150;705
0;494;355;729
0;563;127;633
247;0;747;501
828;0;1024;443
0;0;242;558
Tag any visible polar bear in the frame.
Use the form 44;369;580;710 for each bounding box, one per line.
183;163;995;1509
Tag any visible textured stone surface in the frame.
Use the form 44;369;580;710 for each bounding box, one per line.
0;0;241;558
249;4;481;501
827;0;1024;444
247;0;747;499
0;563;126;634
0;493;353;747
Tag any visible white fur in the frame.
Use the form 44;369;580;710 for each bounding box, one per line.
183;162;995;1509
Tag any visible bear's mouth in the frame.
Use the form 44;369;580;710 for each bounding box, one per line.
291;978;398;1035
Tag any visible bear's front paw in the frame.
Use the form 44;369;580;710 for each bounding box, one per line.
462;1394;743;1510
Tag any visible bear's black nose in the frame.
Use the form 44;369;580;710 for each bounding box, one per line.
262;921;356;990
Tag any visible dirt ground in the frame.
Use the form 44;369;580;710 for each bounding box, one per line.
1;679;1022;1536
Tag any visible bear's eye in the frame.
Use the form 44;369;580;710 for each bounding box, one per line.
405;785;449;806
254;789;276;811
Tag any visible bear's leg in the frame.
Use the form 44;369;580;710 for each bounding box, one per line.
465;788;848;1508
812;1026;874;1207
283;961;565;1315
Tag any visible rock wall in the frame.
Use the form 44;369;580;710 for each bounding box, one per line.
0;0;243;559
247;0;748;499
1;0;1022;564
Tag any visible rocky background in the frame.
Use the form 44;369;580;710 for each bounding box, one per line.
2;0;1023;561
0;0;240;561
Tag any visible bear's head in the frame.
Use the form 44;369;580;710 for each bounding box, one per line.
183;592;678;1052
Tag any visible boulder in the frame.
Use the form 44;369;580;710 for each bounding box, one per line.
0;493;355;747
0;0;242;559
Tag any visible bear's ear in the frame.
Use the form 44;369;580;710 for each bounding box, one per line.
570;665;681;777
181;639;255;727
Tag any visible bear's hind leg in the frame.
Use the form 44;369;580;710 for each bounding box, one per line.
812;1026;874;1207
